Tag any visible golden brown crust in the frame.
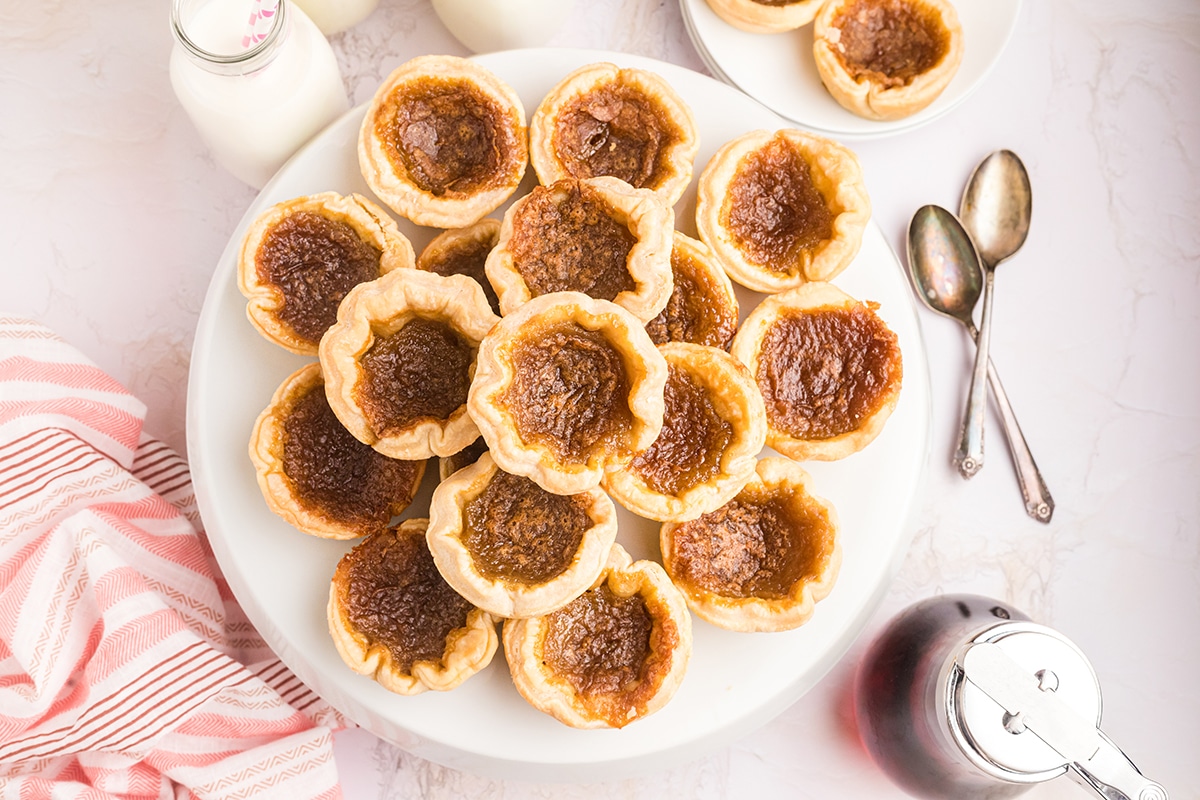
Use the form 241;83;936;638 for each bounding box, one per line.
503;545;692;728
427;453;618;618
696;129;870;293
604;343;766;522
486;176;674;322
704;0;825;33
660;458;841;632
731;281;902;461
238;192;415;355
249;363;425;540
467;292;668;495
813;0;964;121
319;268;500;460
529;63;699;207
358;54;528;228
328;519;499;695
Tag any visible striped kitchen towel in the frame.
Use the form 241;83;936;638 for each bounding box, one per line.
0;317;346;799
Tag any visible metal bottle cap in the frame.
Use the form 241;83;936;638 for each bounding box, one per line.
944;621;1168;800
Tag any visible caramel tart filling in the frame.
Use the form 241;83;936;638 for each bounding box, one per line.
283;382;420;529
671;489;833;600
417;220;501;315
499;320;633;462
832;0;950;88
463;470;592;585
553;83;683;191
356;317;473;438
543;584;654;698
630;365;732;497
645;235;739;350
757;305;901;440
508;181;637;302
726;136;834;272
375;77;512;197
256;211;383;344
339;527;475;674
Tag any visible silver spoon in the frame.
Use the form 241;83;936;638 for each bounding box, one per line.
957;149;1033;481
907;204;1054;523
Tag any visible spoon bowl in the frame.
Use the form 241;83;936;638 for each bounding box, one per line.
907;204;984;326
960;149;1032;269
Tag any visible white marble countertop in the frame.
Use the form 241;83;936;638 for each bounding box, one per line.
2;0;1196;797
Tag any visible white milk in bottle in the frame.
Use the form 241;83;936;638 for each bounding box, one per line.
170;0;350;188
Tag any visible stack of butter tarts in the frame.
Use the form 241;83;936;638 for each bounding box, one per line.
238;54;903;730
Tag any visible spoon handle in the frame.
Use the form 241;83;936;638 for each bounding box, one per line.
955;271;994;478
965;322;1055;524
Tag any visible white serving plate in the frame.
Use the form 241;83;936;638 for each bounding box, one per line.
680;0;1022;139
187;48;931;782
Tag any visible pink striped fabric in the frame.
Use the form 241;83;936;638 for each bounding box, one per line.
0;317;346;799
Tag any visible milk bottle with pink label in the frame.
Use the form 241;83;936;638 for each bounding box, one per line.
170;0;349;189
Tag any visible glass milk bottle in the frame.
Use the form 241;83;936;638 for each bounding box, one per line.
170;0;350;189
290;0;380;36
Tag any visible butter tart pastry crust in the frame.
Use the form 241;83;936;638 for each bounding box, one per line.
704;0;825;34
427;452;618;619
327;519;499;695
319;268;500;460
358;54;528;228
731;281;902;461
468;291;668;495
695;129;870;293
604;342;766;523
529;62;699;207
503;544;692;729
486;176;674;322
238;192;415;355
813;0;964;122
249;363;425;540
660;457;841;632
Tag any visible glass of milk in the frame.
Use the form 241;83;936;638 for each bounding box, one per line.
170;0;350;189
430;0;578;53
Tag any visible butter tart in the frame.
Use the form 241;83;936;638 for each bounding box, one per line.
416;218;502;315
529;62;699;207
604;343;766;523
238;192;415;355
427;453;618;618
319;268;500;460
645;232;740;351
660;458;840;632
813;0;964;121
731;281;902;461
695;129;870;293
704;0;826;34
249;363;425;540
358;54;528;228
504;544;692;728
328;519;499;695
468;292;668;496
486;176;674;322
